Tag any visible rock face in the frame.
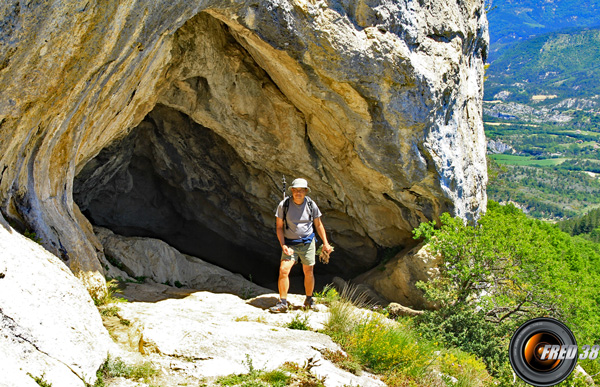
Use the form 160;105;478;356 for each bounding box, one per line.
483;101;572;123
487;139;515;154
95;226;272;297
354;243;440;309
0;0;488;293
0;218;112;387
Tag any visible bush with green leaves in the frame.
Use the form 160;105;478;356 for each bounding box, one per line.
94;355;158;386
415;305;511;375
412;200;600;375
286;313;311;331
313;284;339;305
323;294;491;386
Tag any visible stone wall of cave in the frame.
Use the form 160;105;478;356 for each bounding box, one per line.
73;11;404;287
74;104;378;286
74;105;274;284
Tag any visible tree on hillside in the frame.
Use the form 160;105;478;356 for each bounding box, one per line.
412;201;600;376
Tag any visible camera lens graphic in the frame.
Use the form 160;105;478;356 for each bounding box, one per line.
509;318;578;386
523;332;562;371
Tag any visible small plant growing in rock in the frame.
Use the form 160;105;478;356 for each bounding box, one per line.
95;355;158;385
319;348;362;376
235;315;267;324
240;274;255;300
215;358;324;387
93;278;126;307
286;313;311;331
243;353;256;374
99;305;121;317
314;283;339;305
23;229;43;245
104;253;125;271
28;373;52;387
241;287;255;300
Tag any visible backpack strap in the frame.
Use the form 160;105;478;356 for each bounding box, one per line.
283;197;290;229
306;197;314;222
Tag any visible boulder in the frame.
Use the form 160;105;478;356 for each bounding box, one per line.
95;226;272;298
353;243;440;309
387;302;425;318
0;218;112;387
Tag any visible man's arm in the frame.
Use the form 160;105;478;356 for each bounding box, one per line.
314;217;332;253
276;217;294;256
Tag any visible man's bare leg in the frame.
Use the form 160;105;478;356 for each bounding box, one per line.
303;264;314;297
278;259;295;300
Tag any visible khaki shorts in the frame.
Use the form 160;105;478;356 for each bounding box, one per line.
281;240;316;266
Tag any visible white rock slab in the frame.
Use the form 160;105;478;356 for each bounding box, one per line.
0;222;113;387
115;285;385;387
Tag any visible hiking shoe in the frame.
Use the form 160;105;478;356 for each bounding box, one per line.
303;297;316;310
269;301;288;313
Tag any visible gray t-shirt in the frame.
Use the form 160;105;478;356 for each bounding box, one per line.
275;197;322;240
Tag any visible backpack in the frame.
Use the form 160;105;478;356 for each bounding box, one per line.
283;197;314;229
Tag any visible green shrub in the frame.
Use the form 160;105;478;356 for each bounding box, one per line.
96;355;158;383
215;358;324;387
286;313;311;330
313;284;339;305
323;297;491;386
216;373;255;386
24;230;43;244
415;306;512;374
347;315;435;377
411;200;600;378
322;298;359;342
319;349;362;376
93;279;126;307
104;254;125;271
413;201;600;341
98;305;120;317
259;369;290;387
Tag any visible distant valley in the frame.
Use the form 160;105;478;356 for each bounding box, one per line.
484;20;600;220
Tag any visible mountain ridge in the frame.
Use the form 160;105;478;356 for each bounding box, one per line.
487;0;600;58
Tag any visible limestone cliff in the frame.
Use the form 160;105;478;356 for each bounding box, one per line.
0;0;488;294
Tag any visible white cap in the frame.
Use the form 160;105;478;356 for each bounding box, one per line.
289;178;311;192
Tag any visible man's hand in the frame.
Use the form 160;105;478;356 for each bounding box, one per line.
282;245;295;256
319;243;334;264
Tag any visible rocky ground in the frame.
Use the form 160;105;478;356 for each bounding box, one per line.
101;282;386;387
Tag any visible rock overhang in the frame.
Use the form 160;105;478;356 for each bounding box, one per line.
0;0;489;294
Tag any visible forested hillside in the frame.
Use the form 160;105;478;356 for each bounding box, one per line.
486;27;600;102
558;207;600;241
484;24;600;220
487;0;600;58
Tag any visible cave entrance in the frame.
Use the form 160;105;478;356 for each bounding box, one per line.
73;12;365;292
74;104;283;286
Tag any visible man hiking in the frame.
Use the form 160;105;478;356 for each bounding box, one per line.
270;178;333;313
